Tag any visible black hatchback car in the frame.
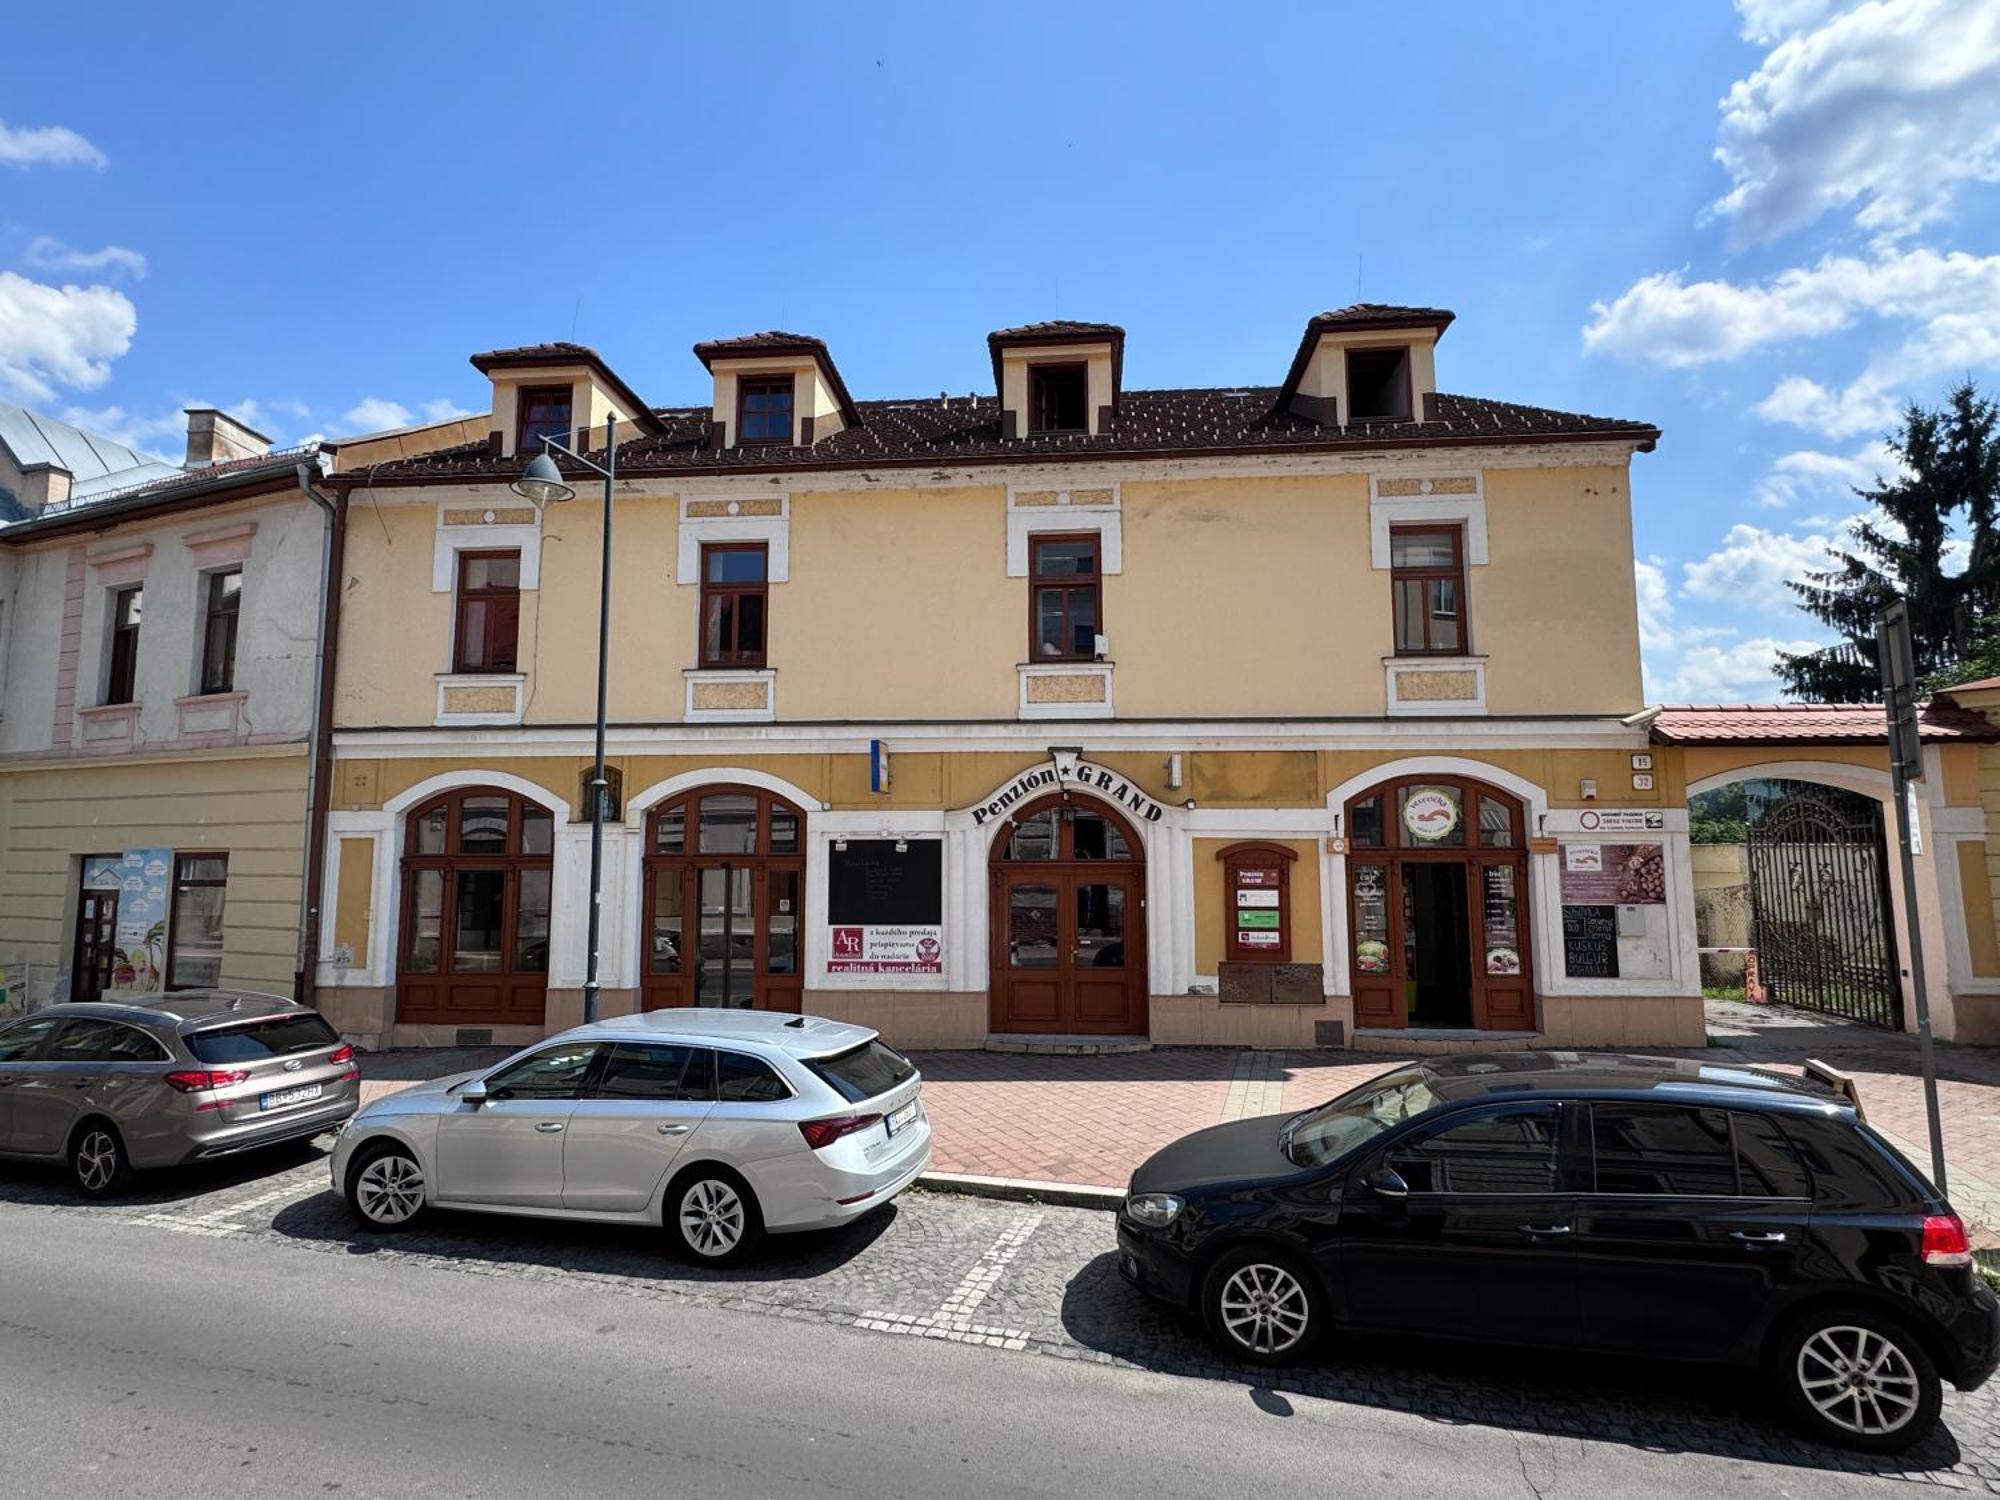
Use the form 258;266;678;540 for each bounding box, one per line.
1118;1053;1998;1452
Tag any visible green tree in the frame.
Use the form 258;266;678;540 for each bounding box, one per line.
1776;382;2000;702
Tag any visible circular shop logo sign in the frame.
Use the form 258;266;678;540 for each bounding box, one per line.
1401;787;1461;843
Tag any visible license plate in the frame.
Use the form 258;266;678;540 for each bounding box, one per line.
885;1099;920;1137
259;1083;322;1111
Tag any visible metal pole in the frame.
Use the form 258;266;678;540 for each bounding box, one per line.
583;415;615;1024
1888;752;1948;1195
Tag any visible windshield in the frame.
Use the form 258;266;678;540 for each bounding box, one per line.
1283;1067;1443;1169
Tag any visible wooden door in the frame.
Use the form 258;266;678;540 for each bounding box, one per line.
73;890;117;1004
993;871;1064;1031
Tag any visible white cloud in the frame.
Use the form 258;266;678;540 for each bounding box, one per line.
338;396;476;435
0;270;136;402
1753;374;1900;437
0;120;107;171
1681;521;1834;608
1634;559;1674;650
1713;0;2000;248
1656;635;1828;702
23;236;145;280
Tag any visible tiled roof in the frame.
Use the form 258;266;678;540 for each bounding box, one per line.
1308;303;1456;331
691;330;829;362
338;386;1658;485
1650;703;2000;744
987;320;1124;340
467;343;666;435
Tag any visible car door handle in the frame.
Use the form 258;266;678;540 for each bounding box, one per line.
534;1121;565;1134
1730;1230;1788;1246
1518;1223;1571;1237
656;1124;691;1136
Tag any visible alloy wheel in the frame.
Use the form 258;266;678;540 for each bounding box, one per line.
1796;1324;1923;1437
355;1153;425;1225
75;1131;119;1194
680;1179;746;1257
1218;1261;1311;1356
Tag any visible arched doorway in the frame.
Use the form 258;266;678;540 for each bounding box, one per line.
1345;774;1532;1031
398;786;554;1026
989;794;1147;1035
642;785;805;1012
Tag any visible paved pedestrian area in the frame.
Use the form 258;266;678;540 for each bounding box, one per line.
0;1147;1995;1492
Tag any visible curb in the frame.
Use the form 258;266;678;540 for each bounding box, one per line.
916;1171;1123;1212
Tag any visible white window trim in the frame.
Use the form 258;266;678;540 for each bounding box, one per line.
676;496;790;584
1018;660;1115;720
435;671;526;727
1383;655;1488;716
1368;473;1487;569
1006;484;1122;577
432;515;541;593
683;666;777;723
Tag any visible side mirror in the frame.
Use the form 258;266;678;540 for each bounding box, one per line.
1365;1166;1410;1201
460;1080;490;1107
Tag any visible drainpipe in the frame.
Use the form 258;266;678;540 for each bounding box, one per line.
293;461;346;1007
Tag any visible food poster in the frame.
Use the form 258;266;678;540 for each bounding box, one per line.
1352;864;1390;975
1559;843;1666;904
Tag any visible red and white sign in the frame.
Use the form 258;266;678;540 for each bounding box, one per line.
828;925;943;975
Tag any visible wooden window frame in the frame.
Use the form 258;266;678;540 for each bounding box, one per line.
1345;344;1413;422
452;548;521;675
165;852;229;992
736;375;796;446
198;567;242;696
1028;532;1102;663
515;383;574;455
105;585;142;705
400;789;554;981
1217;841;1297;964
698;541;770;669
1027;362;1089;435
1389;523;1469;657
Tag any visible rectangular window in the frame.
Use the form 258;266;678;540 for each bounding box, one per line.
1028;363;1088;434
737;376;795;445
1346;345;1412;422
199;568;242;695
166;853;228;990
1591;1104;1738;1197
515;384;573;454
699;542;768;668
453;550;521;673
1390;526;1466;655
1029;534;1100;660
105;585;143;704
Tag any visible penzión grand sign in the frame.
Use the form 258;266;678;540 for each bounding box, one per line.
969;759;1165;826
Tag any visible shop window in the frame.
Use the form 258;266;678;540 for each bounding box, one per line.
1346;346;1411;422
105;585;142;704
1030;534;1101;660
1005;808;1058;860
199;568;242;695
1219;842;1296;964
166;853;228;990
737;376;795;445
1028;364;1089;434
1478;794;1514;848
699;542;768;668
400;788;556;992
453;550;520;673
515;384;573;454
1390;526;1466;655
1350;794;1384;849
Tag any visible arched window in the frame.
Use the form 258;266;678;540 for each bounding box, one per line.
399;787;555;1026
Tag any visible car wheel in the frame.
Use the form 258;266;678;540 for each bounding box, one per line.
671;1168;764;1265
1770;1308;1942;1453
346;1143;428;1232
69;1121;132;1200
1200;1245;1323;1365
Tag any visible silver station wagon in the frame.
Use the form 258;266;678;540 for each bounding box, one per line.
0;993;361;1195
332;1010;931;1264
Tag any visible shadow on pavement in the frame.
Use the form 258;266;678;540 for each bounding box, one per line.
1057;1250;1971;1482
0;1136;327;1208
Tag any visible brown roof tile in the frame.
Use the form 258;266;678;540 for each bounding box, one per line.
1650;703;2000;745
467;342;665;435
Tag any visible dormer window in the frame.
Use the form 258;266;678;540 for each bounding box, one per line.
1029;364;1089;434
1346;346;1412;422
737;377;795;445
516;385;573;454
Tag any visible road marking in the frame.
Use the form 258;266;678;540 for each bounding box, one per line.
857;1211;1041;1349
133;1173;324;1237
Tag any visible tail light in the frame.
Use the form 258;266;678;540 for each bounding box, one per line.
799;1114;882;1151
164;1069;251;1112
1922;1213;1973;1268
328;1045;355;1065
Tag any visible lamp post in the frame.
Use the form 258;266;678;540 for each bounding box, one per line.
513;417;616;1023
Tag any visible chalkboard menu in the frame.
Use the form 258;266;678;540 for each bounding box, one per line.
1562;904;1619;979
828;841;942;925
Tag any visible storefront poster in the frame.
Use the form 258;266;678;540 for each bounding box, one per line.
1559;843;1666;905
828;924;943;975
84;848;171;993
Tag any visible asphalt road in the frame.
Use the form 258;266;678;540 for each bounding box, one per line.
0;1152;1988;1498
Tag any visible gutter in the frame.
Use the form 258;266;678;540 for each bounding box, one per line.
293;461;346;1006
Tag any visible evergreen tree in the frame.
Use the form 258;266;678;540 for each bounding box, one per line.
1776;382;2000;701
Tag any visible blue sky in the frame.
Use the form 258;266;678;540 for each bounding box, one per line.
4;0;1997;702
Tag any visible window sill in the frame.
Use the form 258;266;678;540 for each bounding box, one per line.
174;690;247;741
684;667;775;723
1019;660;1114;720
435;672;526;727
76;700;140;751
1381;652;1487;663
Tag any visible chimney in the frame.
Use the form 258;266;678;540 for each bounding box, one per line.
184;408;273;468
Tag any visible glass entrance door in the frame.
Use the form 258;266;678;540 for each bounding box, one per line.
696;865;756;1008
73;888;118;1004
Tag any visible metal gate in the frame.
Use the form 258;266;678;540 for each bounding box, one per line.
1746;784;1902;1028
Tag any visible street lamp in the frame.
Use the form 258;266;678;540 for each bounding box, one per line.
513;417;618;1024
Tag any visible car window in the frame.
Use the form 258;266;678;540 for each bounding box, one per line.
0;1016;63;1061
1778;1114;1924;1210
715;1050;790;1103
486;1043;601;1101
1384;1105;1562;1194
45;1019;125;1063
104;1024;169;1062
805;1041;916;1104
1734;1111;1812;1199
187;1014;339;1063
1591;1104;1736;1196
1285;1066;1443;1168
592;1043;709;1102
